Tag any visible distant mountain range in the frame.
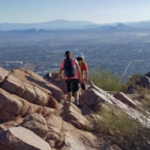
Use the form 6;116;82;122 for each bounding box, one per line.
0;19;150;32
0;20;94;31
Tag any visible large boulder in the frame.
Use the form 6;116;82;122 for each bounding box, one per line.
0;67;9;83
1;67;143;150
46;114;64;148
21;113;48;139
0;87;55;121
12;68;47;83
1;75;50;106
47;96;59;109
114;92;136;108
44;83;63;102
80;85;113;111
12;68;63;101
46;113;63;133
61;132;87;150
63;102;92;131
141;76;150;88
0;88;23;121
61;122;100;150
0;127;51;150
127;73;150;93
82;85;150;128
46;114;100;150
46;73;67;94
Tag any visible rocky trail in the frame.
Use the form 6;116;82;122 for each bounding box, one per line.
0;67;150;150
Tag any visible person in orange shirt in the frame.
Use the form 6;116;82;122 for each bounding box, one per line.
76;54;88;88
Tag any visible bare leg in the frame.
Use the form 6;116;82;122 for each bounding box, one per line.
74;91;79;105
67;92;72;102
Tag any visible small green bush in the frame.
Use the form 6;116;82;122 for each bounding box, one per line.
89;69;126;91
126;73;142;87
134;87;150;112
97;106;150;149
98;106;138;143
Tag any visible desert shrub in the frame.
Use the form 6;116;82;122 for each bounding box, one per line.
97;106;150;150
134;87;150;112
134;87;150;100
98;106;138;142
126;73;142;87
89;69;125;91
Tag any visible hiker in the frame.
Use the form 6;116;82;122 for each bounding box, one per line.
76;54;88;90
56;51;82;106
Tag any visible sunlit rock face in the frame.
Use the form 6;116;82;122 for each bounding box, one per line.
0;67;150;150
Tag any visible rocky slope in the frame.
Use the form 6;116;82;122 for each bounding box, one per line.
0;67;150;150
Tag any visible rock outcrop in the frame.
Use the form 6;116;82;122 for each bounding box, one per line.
45;73;67;94
0;67;150;150
114;92;136;108
0;67;9;83
127;72;150;93
0;127;51;150
21;113;49;138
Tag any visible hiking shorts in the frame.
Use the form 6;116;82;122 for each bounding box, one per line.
65;79;79;93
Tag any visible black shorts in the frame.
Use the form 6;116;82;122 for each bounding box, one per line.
65;79;79;93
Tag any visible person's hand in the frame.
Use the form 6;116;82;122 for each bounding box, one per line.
85;79;88;84
55;76;60;81
79;79;82;84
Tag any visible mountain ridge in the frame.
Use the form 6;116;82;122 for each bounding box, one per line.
0;19;95;31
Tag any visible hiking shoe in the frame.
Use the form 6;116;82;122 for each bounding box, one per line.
64;101;71;105
76;104;83;108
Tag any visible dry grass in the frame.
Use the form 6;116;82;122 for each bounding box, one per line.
97;106;150;149
133;87;150;112
98;106;138;142
126;73;142;87
89;70;126;91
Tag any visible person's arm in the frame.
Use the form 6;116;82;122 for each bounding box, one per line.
83;62;88;84
85;71;88;84
76;61;82;83
56;68;63;81
56;61;64;81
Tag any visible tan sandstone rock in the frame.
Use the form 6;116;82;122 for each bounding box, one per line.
0;67;9;83
1;75;50;106
0;126;51;150
47;96;59;109
21;113;48;139
0;88;23;121
61;123;99;150
0;88;55;121
48;73;67;94
114;92;136;108
80;86;111;111
46;114;64;148
84;85;150;128
46;113;63;133
63;102;92;131
0;67;127;150
12;68;63;101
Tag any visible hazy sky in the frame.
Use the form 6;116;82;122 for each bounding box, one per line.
1;0;150;24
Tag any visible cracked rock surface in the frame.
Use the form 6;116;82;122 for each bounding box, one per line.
1;67;149;150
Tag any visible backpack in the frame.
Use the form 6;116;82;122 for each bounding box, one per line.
64;58;75;77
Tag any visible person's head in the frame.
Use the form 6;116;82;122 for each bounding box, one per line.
65;51;71;58
76;54;84;61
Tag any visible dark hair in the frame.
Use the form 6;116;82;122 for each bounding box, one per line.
76;57;83;61
65;51;71;58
